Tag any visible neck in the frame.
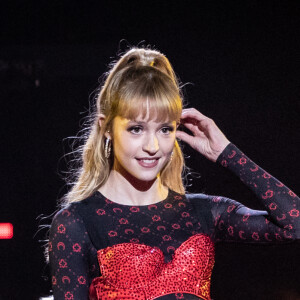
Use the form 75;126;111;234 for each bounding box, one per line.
98;168;168;206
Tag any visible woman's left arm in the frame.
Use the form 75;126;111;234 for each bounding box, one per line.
177;108;300;241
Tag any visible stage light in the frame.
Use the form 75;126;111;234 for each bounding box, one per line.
0;223;13;239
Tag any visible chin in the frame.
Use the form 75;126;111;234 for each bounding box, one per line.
133;173;159;183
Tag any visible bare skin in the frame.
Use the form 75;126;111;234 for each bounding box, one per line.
98;108;230;206
176;108;230;162
98;115;174;206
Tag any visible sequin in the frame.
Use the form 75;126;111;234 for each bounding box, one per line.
89;234;215;300
49;143;300;299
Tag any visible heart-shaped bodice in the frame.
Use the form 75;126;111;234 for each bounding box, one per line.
89;234;215;300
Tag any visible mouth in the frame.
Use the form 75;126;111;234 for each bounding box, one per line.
136;158;160;168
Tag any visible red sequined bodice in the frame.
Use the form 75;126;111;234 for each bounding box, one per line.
49;144;300;299
89;234;215;300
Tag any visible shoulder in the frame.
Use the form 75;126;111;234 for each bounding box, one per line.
49;199;97;258
185;192;242;211
184;193;216;214
185;193;210;201
185;192;216;205
50;193;100;231
51;202;81;223
50;204;83;238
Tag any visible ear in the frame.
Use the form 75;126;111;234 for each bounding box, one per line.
98;114;111;139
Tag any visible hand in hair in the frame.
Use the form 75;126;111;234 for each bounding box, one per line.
176;108;230;162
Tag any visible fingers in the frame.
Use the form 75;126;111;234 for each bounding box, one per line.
181;108;208;122
181;121;203;137
177;108;230;161
175;130;197;148
180;109;215;135
181;108;212;127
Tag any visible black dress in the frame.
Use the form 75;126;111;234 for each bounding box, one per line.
49;143;300;299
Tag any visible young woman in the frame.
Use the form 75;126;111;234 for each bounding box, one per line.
49;48;299;300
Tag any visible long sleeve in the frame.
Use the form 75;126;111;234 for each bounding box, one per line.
210;143;300;243
49;204;99;299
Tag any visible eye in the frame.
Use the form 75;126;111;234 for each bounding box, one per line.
128;126;143;134
160;126;174;135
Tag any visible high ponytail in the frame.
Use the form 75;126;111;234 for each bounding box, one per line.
63;47;185;205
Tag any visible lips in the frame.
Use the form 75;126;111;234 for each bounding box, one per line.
136;158;160;168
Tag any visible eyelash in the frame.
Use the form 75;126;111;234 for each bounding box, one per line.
128;126;143;134
161;126;174;134
127;126;174;135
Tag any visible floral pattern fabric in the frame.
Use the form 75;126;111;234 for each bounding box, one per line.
49;143;299;299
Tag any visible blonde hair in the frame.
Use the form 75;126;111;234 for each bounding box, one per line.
64;47;185;204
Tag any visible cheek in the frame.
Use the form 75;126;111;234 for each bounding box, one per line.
114;135;140;159
160;137;175;153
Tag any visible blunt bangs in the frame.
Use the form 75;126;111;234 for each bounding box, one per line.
114;67;182;123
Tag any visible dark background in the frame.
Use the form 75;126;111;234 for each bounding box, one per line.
0;1;299;299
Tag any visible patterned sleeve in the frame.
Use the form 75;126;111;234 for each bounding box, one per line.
211;143;300;243
49;204;99;299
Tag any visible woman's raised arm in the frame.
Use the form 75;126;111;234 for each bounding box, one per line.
178;108;300;242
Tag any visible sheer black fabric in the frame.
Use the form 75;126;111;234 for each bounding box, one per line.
49;144;299;299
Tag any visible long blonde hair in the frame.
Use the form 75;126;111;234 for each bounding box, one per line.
64;47;185;204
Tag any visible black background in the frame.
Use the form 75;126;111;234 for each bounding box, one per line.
0;1;299;299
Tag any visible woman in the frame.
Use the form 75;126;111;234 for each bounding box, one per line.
49;48;299;300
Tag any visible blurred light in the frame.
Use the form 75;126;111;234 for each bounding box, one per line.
0;223;13;239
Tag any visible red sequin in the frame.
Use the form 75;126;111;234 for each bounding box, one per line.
89;234;215;300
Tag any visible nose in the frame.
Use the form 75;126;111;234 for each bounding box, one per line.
143;133;159;154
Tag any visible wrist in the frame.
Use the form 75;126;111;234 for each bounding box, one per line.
213;141;231;162
216;142;234;164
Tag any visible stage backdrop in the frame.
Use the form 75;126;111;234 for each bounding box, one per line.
0;2;299;299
